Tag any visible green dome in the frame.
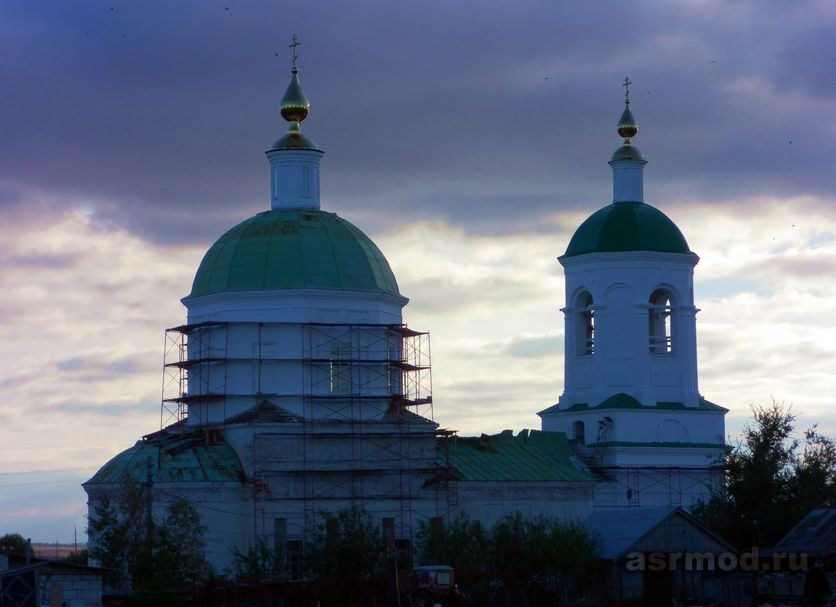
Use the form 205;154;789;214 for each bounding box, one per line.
190;209;400;297
564;201;690;257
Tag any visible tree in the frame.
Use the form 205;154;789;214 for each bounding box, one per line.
87;473;212;593
229;537;285;583
416;512;490;574
149;498;213;590
0;533;28;556
694;400;836;548
306;505;384;581
491;513;600;605
303;505;384;605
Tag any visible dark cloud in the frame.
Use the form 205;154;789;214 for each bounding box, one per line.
53;354;149;376
44;400;145;417
1;1;834;244
6;253;80;269
504;335;563;359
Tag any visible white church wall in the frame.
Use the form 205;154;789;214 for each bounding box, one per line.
457;481;595;527
542;409;725;453
560;251;700;409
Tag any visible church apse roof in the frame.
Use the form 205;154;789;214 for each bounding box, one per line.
84;423;245;486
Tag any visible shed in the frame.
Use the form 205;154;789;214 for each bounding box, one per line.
0;551;104;607
584;507;745;606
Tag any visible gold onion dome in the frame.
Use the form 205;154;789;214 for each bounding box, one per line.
280;68;310;123
271;67;319;151
617;104;638;140
611;80;644;162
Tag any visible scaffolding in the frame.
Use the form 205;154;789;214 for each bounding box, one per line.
591;464;725;510
160;320;444;552
161;322;432;426
160;321;229;428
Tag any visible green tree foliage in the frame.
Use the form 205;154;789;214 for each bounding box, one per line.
150;499;213;589
305;505;384;581
417;511;599;604
416;513;490;574
491;513;599;602
229;537;285;583
87;473;212;593
694;400;836;548
0;533;28;556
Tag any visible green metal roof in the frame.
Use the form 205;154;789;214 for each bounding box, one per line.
84;430;245;486
190;209;400;298
439;429;594;482
564;201;690;258
538;394;727;415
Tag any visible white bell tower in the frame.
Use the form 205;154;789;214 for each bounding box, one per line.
540;80;727;510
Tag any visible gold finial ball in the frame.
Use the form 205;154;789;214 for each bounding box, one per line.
617;105;638;140
280;69;310;124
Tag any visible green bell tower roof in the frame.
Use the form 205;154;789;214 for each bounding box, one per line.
189;209;401;298
564;201;690;257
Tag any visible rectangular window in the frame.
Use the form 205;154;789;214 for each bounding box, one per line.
329;343;350;393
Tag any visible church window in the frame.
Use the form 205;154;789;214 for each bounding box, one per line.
575;291;595;355
649;289;673;354
572;420;585;443
329;343;350;393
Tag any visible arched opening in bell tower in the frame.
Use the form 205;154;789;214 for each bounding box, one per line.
649;289;673;354
575;291;595;356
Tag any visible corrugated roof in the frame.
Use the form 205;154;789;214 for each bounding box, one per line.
439;429;595;482
585;508;678;559
775;509;836;554
585;507;737;560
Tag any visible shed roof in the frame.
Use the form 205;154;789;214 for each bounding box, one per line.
585;508;677;559
774;509;836;555
584;507;736;560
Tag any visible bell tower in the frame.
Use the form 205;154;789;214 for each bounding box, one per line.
539;81;727;510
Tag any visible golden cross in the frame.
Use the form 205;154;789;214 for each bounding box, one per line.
623;76;632;104
290;34;300;69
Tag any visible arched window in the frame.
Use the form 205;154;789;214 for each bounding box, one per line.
572;420;585;444
575;291;595;356
649;289;673;354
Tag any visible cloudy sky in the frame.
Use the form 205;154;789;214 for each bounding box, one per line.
1;0;835;543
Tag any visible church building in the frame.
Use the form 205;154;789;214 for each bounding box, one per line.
84;62;726;574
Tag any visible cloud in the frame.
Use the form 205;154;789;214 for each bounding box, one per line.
2;1;835;243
